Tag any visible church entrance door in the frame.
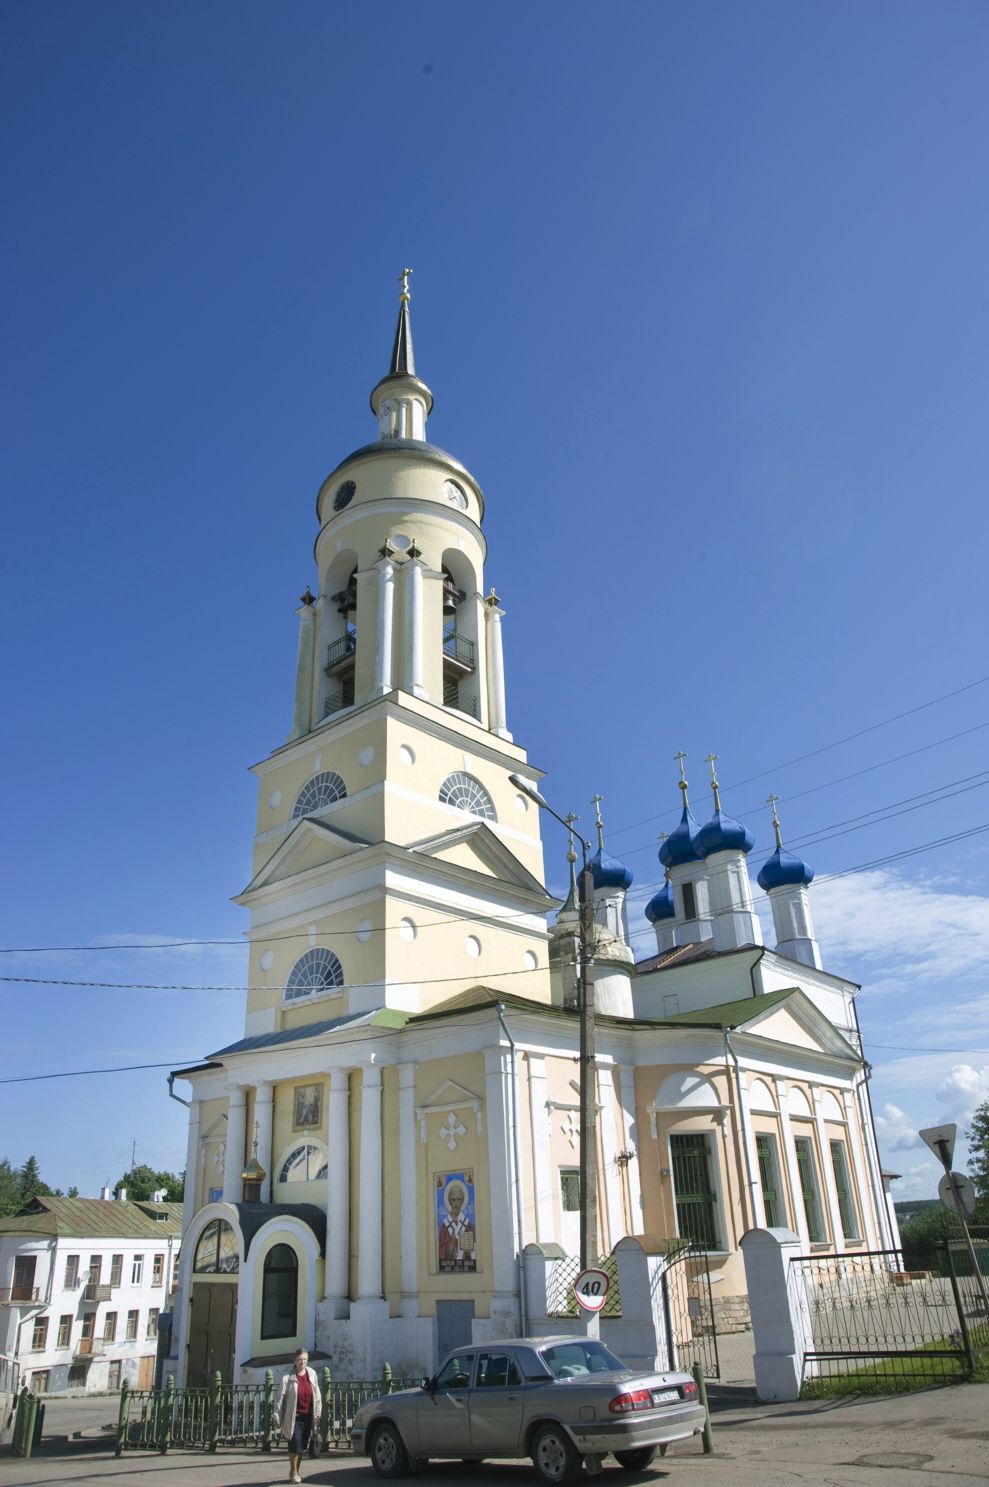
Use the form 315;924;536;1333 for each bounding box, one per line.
187;1281;236;1386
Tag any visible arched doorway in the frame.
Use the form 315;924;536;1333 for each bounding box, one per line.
187;1218;239;1386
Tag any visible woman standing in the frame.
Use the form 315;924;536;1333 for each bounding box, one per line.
275;1347;322;1484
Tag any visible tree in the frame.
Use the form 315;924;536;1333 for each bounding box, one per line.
968;1096;989;1226
113;1164;184;1202
0;1159;20;1217
18;1155;52;1207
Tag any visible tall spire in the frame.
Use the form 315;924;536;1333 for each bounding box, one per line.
370;267;433;437
389;268;416;376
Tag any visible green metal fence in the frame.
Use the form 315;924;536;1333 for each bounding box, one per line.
116;1362;419;1456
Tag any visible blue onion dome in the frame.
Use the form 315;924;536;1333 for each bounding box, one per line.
658;806;702;868
758;848;814;892
590;848;633;892
644;882;675;923
697;809;755;858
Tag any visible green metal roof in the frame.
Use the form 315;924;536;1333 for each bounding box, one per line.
0;1196;183;1240
655;987;797;1029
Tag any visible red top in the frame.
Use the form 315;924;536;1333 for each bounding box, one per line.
294;1369;313;1416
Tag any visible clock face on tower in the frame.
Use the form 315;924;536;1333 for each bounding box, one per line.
333;480;356;511
444;479;468;510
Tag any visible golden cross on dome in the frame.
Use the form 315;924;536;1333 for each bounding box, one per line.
592;794;604;851
399;266;413;303
767;793;783;849
705;753;722;813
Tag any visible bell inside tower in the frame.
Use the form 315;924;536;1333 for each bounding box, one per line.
440;560;478;718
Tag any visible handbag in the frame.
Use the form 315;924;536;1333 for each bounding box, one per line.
308;1419;322;1458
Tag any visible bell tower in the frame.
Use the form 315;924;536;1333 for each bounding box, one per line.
235;277;555;1036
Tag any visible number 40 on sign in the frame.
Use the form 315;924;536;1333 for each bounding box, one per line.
573;1267;610;1312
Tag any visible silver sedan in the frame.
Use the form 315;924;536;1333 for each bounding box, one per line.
351;1335;706;1485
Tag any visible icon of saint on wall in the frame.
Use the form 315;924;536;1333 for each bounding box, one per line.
293;1083;323;1131
436;1170;477;1272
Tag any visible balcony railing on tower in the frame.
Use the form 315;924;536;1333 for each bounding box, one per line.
442;631;475;670
325;632;358;672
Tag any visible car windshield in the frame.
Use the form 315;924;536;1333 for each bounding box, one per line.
539;1341;627;1378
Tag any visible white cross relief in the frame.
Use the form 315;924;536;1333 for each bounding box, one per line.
212;1141;227;1171
438;1112;467;1151
561;1111;580;1149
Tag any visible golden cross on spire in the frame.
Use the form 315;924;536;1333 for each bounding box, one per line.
592;794;604;851
564;812;579;866
705;753;722;813
399;266;413;303
767;793;783;850
674;750;689;803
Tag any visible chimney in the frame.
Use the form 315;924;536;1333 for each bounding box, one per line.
100;1185;111;1200
117;1186;127;1202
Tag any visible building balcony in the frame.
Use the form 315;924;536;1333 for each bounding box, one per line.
0;1287;40;1305
442;631;475;671
83;1284;113;1302
74;1338;105;1358
324;632;357;672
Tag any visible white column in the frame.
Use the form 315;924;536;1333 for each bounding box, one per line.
842;1089;876;1244
616;1065;643;1231
398;1063;419;1315
357;1064;383;1299
811;1086;845;1246
290;601;316;739
403;557;428;699
373;556;396;696
774;1078;808;1244
596;1064;624;1252
222;1088;247;1204
485;1048;518;1298
484;600;512;740
254;1083;273;1203
527;1055;554;1244
325;1068;351;1306
182;1098;202;1233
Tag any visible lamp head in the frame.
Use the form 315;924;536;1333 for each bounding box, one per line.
508;773;548;808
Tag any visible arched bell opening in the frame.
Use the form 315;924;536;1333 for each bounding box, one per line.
440;548;482;722
319;548;359;718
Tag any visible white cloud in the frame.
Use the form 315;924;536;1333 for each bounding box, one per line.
874;1101;923;1152
886;1160;939;1201
808;870;989;991
936;1063;989;1126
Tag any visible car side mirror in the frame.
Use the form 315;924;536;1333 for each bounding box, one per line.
420;1377;432;1391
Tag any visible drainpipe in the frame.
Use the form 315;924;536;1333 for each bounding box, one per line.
724;1031;759;1230
167;1074;190;1109
495;1004;528;1336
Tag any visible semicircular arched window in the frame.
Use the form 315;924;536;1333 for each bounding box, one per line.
261;1243;298;1339
285;947;343;1002
292;770;347;818
193;1219;239;1274
278;1144;328;1183
438;772;496;821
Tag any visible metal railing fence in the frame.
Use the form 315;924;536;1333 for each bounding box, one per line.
545;1253;622;1319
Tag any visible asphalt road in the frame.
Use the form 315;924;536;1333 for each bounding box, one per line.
4;1386;989;1487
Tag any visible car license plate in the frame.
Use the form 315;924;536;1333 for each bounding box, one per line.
651;1388;679;1405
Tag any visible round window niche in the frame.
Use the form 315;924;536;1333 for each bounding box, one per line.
333;480;356;512
515;794;528;814
524;950;538;971
358;745;375;768
444;479;468;510
399;918;417;943
399;744;416;767
465;935;481;959
267;788;282;810
260;950;274;972
391;533;412;551
356;919;373;943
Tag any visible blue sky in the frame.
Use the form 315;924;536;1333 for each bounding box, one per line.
2;1;987;1201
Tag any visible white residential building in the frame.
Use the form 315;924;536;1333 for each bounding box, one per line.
0;1195;182;1394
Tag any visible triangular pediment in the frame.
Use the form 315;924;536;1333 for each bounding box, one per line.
419;1077;483;1112
736;989;859;1061
409;822;551;898
238;817;371;897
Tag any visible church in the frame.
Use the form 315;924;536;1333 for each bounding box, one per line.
168;283;894;1385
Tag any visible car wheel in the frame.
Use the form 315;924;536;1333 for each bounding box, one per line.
615;1446;657;1470
531;1424;581;1486
369;1421;410;1478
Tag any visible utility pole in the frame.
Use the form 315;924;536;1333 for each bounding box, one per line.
577;852;597;1272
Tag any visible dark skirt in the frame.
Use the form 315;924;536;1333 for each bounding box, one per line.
289;1411;313;1454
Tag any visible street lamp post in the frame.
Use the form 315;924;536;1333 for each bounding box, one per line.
510;774;598;1270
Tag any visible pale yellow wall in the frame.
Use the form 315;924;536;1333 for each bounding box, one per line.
196;1097;229;1210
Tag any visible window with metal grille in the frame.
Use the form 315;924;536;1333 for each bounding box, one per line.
669;1133;720;1249
292;770;347;818
756;1132;785;1228
560;1168;581;1212
278;1144;328;1183
438;771;496;821
794;1136;827;1243
829;1139;860;1241
285;946;344;1002
443;676;461;708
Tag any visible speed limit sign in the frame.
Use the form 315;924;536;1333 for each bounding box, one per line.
573;1267;610;1312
